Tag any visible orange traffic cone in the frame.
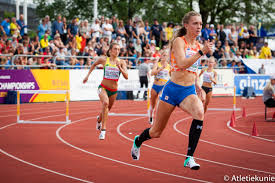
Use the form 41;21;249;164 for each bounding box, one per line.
252;122;259;136
230;111;236;127
272;112;275;119
242;107;246;118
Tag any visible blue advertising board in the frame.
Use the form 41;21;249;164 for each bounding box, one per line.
234;74;270;96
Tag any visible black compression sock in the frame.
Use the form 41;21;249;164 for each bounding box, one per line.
135;128;151;147
187;119;203;157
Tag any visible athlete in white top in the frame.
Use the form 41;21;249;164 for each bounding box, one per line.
199;57;217;113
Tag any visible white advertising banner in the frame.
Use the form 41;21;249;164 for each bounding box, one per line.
70;69;103;101
242;59;275;75
70;68;235;101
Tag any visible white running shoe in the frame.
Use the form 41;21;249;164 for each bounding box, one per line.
96;116;101;131
131;135;141;160
184;156;200;170
99;130;106;140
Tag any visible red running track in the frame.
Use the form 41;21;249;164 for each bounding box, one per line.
0;97;274;183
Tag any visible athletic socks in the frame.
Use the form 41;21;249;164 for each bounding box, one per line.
135;128;151;147
187;119;203;157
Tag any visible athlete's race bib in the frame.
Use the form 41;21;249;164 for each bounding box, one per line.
185;48;200;73
104;66;120;80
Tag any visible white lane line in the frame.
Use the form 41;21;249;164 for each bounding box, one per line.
173;113;275;158
56;116;211;183
0;123;17;130
226;112;275;143
0;121;93;183
0;148;93;183
0;106;158;183
117;117;275;175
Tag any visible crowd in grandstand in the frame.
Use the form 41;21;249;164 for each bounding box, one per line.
0;14;274;72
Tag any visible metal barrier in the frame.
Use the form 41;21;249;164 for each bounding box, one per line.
1;54;272;70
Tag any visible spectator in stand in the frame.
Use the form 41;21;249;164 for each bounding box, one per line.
218;24;226;46
16;14;27;36
121;37;127;49
150;39;156;53
259;42;272;59
166;22;174;41
51;14;63;38
134;38;142;54
45;15;52;33
242;27;250;44
132;21;139;41
53;34;65;49
201;24;210;41
116;20;127;38
102;18;113;43
235;51;243;61
40;33;49;49
14;43;24;55
152;47;161;60
229;26;238;45
22;40;32;55
100;16;105;26
125;19;133;41
246;50;256;58
10;17;20;37
223;25;231;43
78;21;86;38
209;24;217;41
111;16;118;38
11;34;19;49
142;39;150;54
37;18;48;40
252;46;259;58
224;40;231;58
161;22;168;47
32;36;41;55
228;60;238;73
144;20;150;40
248;25;257;45
91;18;102;42
61;17;68;45
68;18;78;40
238;23;244;41
55;46;66;68
258;64;266;74
150;19;162;47
138;20;147;42
1;17;10;36
219;60;228;68
127;40;136;65
75;58;85;69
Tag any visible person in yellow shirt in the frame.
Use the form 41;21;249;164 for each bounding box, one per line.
10;17;20;36
165;23;174;41
75;33;82;51
259;42;272;59
40;33;49;49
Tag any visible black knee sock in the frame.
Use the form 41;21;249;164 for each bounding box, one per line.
135;128;151;147
187;119;203;157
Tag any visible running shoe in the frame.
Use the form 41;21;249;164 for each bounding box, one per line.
99;130;106;140
184;156;200;170
131;135;141;160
